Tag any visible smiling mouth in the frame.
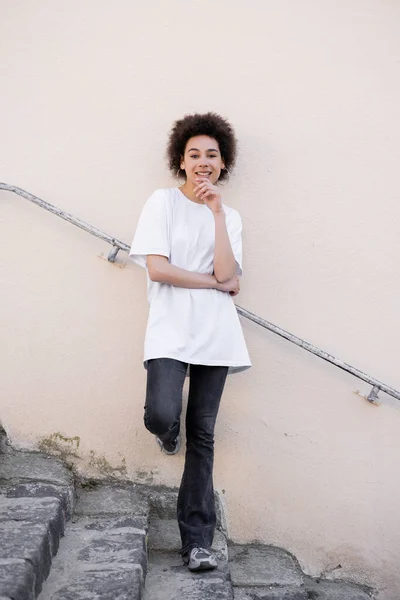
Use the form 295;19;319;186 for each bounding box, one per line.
195;172;212;177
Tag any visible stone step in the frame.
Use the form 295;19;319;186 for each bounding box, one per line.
234;587;307;599
0;449;377;600
302;576;375;600
0;450;74;599
38;515;147;599
39;484;150;599
143;486;234;599
144;551;234;600
142;488;376;600
230;543;306;599
144;519;233;599
234;581;374;600
147;517;228;561
229;544;374;600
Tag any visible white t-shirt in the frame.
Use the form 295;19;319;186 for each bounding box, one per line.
129;187;251;374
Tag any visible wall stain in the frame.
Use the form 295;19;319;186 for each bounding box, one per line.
135;469;155;484
37;432;153;484
38;432;81;469
88;450;127;479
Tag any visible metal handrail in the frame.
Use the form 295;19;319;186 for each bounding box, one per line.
2;182;399;403
0;183;129;260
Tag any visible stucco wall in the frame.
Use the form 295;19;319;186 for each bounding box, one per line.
1;1;400;597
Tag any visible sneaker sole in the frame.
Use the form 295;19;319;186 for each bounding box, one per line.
188;562;218;571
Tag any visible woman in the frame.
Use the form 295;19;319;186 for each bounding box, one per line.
129;112;251;571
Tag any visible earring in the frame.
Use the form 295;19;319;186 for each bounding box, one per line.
219;167;230;184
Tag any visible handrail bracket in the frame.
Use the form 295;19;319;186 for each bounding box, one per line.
107;245;120;263
367;385;380;405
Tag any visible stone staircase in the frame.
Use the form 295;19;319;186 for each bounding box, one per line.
0;438;376;599
0;446;75;599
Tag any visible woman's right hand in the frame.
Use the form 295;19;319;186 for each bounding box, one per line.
216;275;240;296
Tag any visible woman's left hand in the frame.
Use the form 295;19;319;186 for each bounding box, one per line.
193;178;223;214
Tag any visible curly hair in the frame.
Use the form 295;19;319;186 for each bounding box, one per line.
166;112;237;182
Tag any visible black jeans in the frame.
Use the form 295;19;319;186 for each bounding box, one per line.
144;358;228;555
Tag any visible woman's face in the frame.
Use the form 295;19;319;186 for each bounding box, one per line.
180;135;225;186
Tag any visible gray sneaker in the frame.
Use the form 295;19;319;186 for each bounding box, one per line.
183;547;218;571
156;434;181;455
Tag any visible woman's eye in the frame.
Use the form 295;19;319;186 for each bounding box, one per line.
189;154;217;159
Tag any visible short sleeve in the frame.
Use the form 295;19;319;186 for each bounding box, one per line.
129;190;170;269
226;209;243;276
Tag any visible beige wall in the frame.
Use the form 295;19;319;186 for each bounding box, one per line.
1;1;400;597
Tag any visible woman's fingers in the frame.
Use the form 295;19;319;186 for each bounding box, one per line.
193;180;222;205
193;180;210;191
194;180;215;192
201;190;216;199
194;183;212;197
